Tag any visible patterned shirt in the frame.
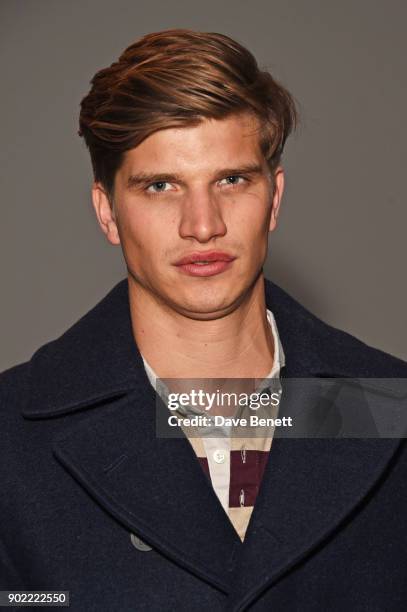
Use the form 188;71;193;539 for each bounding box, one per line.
142;309;285;541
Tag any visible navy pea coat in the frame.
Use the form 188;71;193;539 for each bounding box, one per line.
1;277;407;611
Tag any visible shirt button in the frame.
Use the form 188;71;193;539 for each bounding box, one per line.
213;450;226;464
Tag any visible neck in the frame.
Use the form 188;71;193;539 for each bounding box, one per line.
128;274;274;380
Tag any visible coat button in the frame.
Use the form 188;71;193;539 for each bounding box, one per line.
130;533;153;551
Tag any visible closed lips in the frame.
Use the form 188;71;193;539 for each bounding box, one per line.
174;252;235;265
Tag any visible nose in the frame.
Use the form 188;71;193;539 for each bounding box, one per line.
178;187;227;243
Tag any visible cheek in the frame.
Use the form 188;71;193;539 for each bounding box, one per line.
119;207;176;261
117;208;152;255
228;196;272;237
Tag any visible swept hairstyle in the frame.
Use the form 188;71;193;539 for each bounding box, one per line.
79;29;298;199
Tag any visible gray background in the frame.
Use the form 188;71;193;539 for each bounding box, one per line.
1;0;406;372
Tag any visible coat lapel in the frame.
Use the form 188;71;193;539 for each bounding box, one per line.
52;387;242;593
23;279;242;593
228;434;402;610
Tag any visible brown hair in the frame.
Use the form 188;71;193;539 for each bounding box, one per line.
78;28;298;199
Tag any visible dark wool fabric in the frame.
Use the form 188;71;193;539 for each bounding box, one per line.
1;278;407;611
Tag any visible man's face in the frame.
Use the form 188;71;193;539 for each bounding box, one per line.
92;112;284;319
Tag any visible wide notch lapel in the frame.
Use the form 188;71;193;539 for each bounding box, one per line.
24;278;242;592
52;384;242;594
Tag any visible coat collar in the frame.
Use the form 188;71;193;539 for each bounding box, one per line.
23;279;143;419
22;276;407;419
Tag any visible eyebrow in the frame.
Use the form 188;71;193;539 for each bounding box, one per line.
126;163;265;190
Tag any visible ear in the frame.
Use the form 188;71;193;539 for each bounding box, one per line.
91;182;121;245
269;166;285;232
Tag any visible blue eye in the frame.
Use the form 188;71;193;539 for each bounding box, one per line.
146;181;172;193
219;176;246;186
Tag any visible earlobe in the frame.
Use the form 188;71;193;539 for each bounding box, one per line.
91;183;121;245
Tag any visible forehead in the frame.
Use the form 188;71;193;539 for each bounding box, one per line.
120;112;265;175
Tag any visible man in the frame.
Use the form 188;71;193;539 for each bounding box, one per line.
1;28;406;611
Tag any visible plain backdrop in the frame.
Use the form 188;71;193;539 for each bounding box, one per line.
1;0;406;371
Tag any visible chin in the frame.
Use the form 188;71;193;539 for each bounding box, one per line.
170;286;243;320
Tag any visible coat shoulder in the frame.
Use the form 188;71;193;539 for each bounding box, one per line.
0;361;30;420
265;279;407;378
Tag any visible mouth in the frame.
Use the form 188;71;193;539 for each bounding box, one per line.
173;251;236;277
